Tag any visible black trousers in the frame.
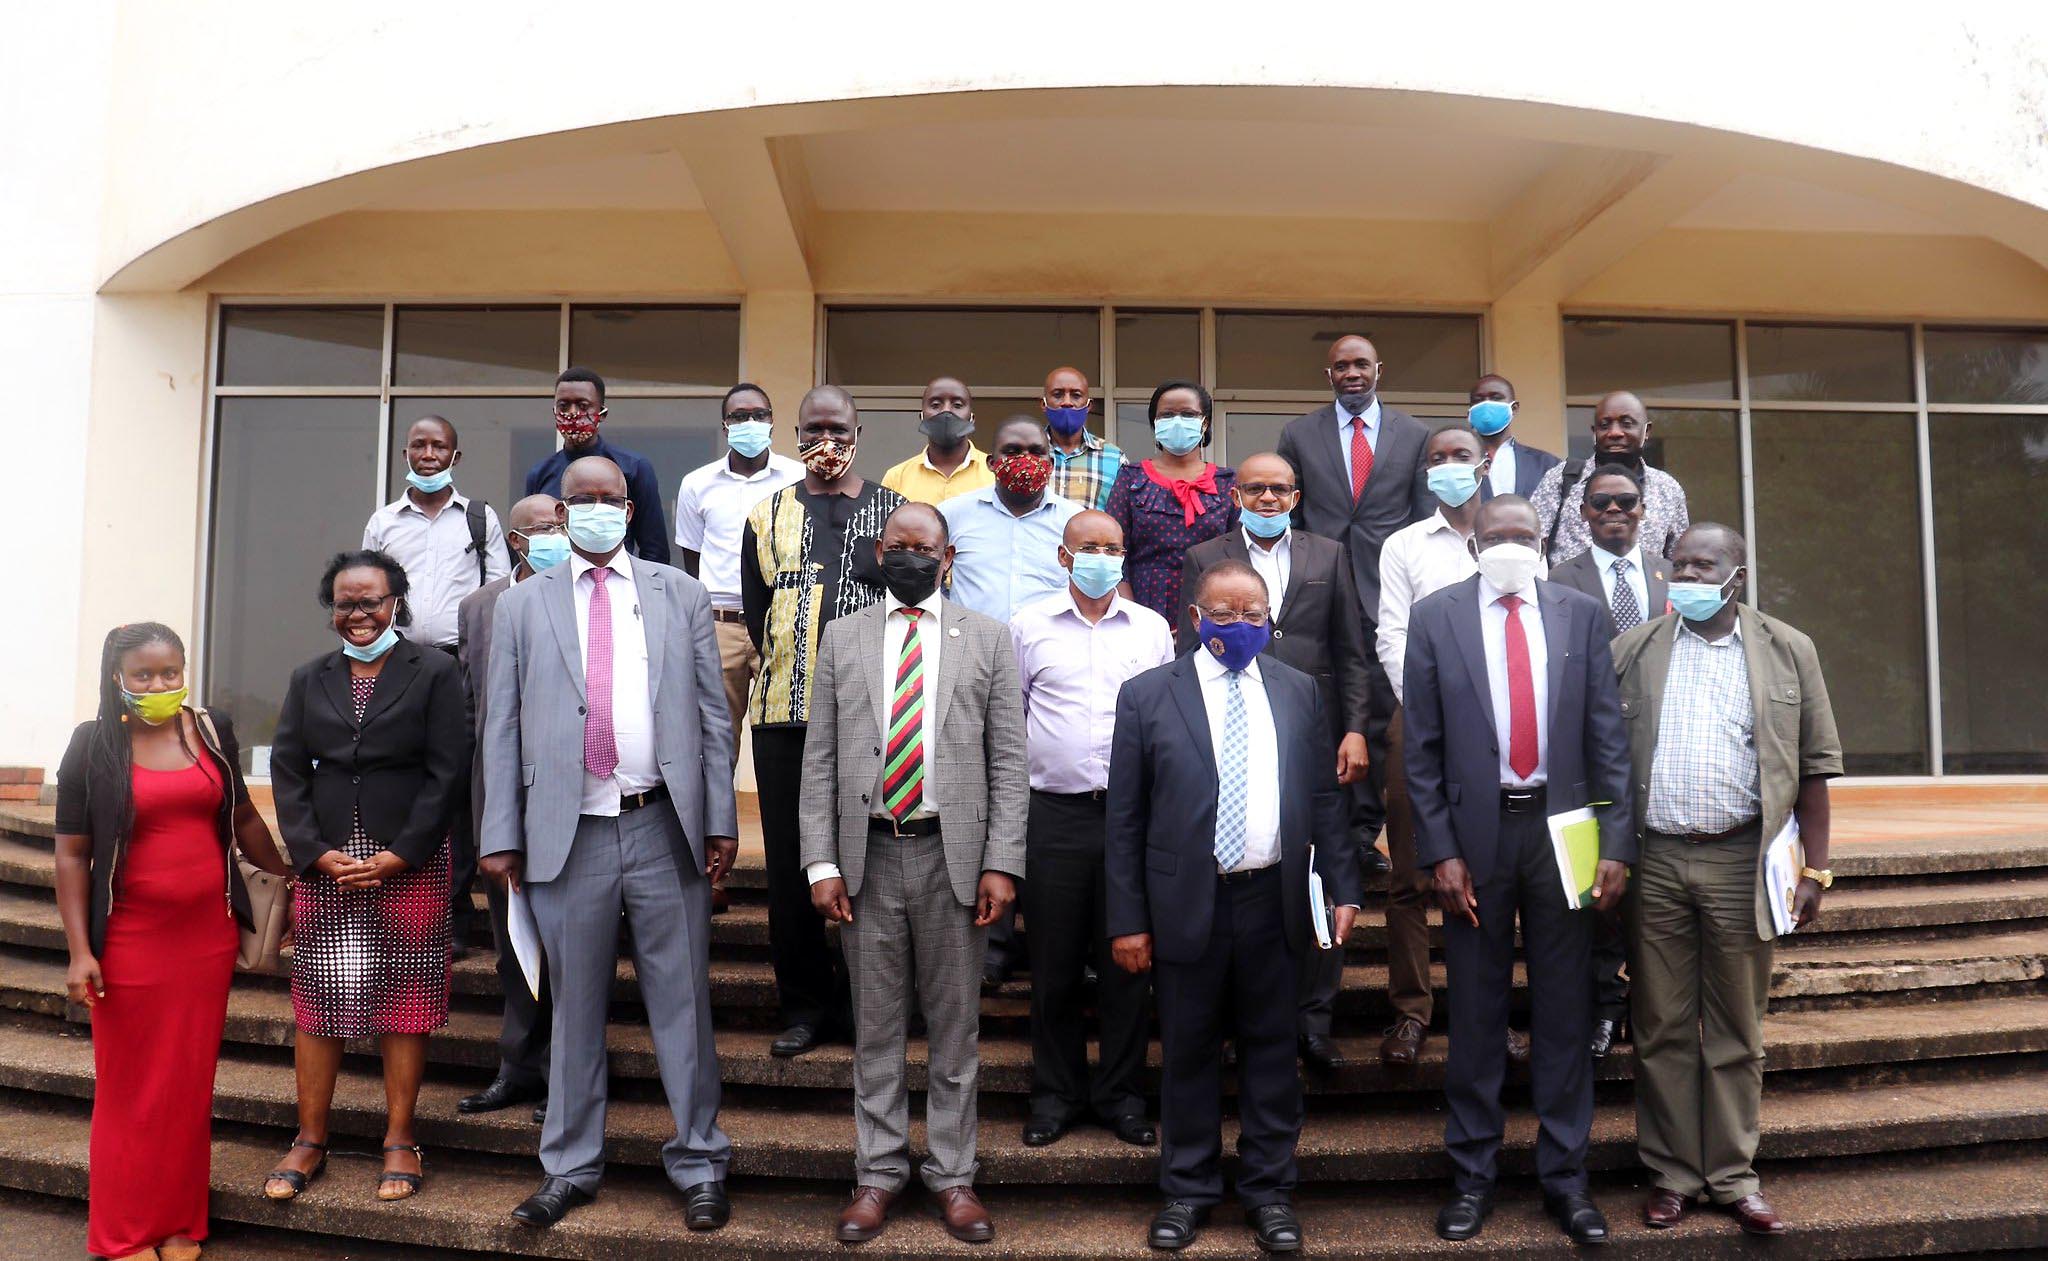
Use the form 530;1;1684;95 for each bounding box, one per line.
752;725;851;1031
1154;866;1300;1208
1593;908;1630;1024
1358;652;1395;840
1297;682;1384;1040
485;873;551;1089
1023;790;1150;1124
1442;806;1593;1198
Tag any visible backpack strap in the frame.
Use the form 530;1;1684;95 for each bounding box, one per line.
1543;458;1586;564
464;499;490;588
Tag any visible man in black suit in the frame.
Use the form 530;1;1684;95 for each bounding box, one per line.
1466;374;1562;501
1107;559;1363;1254
1174;451;1377;1071
1402;495;1633;1246
1276;334;1429;838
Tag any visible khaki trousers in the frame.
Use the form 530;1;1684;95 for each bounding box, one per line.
1381;709;1434;1025
1629;827;1773;1203
713;617;756;760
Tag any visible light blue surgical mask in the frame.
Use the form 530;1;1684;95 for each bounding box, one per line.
340;624;400;662
566;503;629;554
1066;550;1124;599
1427;462;1483;507
518;530;571;572
1241;508;1291;539
1153;415;1205;456
725;420;774;459
1468;399;1514;437
404;460;454;495
1668;573;1739;622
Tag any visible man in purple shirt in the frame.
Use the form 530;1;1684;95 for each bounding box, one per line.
1009;510;1175;1149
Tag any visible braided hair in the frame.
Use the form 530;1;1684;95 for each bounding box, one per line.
87;622;199;843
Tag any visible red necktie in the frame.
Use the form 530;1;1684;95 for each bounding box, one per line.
1499;594;1538;780
1349;415;1374;503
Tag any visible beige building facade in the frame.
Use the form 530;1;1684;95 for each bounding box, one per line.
10;5;2048;778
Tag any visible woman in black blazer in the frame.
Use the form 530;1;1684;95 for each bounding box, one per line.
261;550;469;1205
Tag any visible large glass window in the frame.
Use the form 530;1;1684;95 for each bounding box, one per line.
1215;311;1480;394
825;308;1101;387
1746;323;1912;402
219;307;382;387
393;306;559;387
1564;318;1736;400
1923;329;2048;404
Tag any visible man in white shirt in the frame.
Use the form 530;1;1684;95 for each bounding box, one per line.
673;384;804;747
362;415;510;649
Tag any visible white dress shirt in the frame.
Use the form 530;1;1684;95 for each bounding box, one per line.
1243;527;1293;621
1334;396;1383;491
1590;542;1651;616
1485;438;1519;497
362;489;510;648
672;452;804;610
1192;648;1280;873
570;551;658;815
1376;511;1478;705
1477;575;1551;787
1011;591;1175;793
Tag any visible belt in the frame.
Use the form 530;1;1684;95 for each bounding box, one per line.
870;815;943;838
1500;786;1548;815
1033;787;1107;803
1219;863;1280;886
712;608;746;624
618;783;671;813
1656;819;1761;845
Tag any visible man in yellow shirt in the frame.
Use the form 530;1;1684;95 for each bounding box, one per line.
881;376;996;504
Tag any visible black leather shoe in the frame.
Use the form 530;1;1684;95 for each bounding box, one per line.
1362;848;1392;874
681;1180;729;1231
532;1102;547;1125
1021;1115;1072;1147
1247;1203;1302;1253
1148;1201;1210;1250
1108;1114;1158;1146
458;1076;545;1115
1545;1191;1610;1245
512;1176;593;1227
1298;1032;1338;1071
1436;1191;1492;1241
770;1023;821;1058
1590;1018;1619;1059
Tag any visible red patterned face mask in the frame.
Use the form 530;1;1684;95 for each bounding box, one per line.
555;415;601;444
991;453;1051;496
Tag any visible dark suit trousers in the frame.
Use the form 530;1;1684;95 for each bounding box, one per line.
1380;709;1434;1026
1442;807;1593;1198
485;874;551;1088
751;725;851;1031
1297;677;1394;1039
1155;866;1301;1208
1593;902;1631;1024
1024;790;1150;1124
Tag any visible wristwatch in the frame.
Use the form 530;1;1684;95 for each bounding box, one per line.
1800;866;1834;889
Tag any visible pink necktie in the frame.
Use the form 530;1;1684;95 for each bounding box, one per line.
584;567;618;779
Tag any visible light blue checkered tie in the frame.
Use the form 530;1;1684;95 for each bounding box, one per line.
1215;670;1248;871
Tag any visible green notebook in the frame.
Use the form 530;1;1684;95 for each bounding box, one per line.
1546;806;1603;909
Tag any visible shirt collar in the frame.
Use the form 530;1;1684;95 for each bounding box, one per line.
1422;509;1463;537
570;550;632;584
973;486;1060;517
1478;574;1537;609
715;452;801;483
392;486;469;516
1192;643;1262;683
1243;525;1292;557
1336;396;1383;430
1677;617;1742;647
1591;543;1642;575
920;444;987;474
885;587;944;620
1050;432;1105;462
1055;586;1132;625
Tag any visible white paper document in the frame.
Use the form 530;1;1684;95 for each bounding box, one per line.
1307;845;1336;950
1762;817;1805;937
507;884;544;1000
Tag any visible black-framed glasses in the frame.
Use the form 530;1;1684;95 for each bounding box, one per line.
1199;605;1269;627
333;594;397;618
1236;482;1298;498
564;493;629;509
723;408;773;425
1587;493;1642;512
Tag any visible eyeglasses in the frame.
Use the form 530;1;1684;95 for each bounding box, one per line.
554;402;606;420
333;594;397;617
1587;493;1642;512
1154;409;1206;421
1199;605;1269;627
563;493;629;509
1068;543;1127;557
1236;482;1297;498
511;524;567;539
724;408;773;425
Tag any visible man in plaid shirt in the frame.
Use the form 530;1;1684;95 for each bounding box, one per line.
1041;365;1124;510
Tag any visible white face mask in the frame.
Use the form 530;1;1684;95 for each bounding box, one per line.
1474;542;1543;596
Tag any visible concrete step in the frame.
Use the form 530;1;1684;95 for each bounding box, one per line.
0;1091;2045;1259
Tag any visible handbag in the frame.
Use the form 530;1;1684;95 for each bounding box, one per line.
189;706;292;972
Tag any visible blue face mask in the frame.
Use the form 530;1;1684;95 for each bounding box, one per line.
726;420;774;459
1197;617;1271;672
404;460;454;495
1669;573;1739;622
1066;551;1124;599
565;503;630;554
1153;415;1205;456
1241;507;1291;539
1044;406;1090;438
518;530;571;572
1468;399;1514;436
1427;462;1483;507
340;623;400;662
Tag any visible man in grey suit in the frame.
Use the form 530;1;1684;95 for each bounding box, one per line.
478;457;739;1232
456;493;564;1121
801;501;1028;1246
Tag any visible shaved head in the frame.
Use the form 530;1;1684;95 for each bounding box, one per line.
507;493;561;532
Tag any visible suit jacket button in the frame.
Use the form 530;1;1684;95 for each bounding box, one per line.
579;705;586;715
873;746;881;756
860;793;870;804
351;775;360;785
352;732;360;741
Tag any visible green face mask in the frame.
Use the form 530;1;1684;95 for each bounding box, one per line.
121;685;188;726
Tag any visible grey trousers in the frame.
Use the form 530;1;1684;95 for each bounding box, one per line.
841;827;987;1193
526;806;731;1192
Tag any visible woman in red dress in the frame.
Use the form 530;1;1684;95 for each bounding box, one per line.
53;623;296;1261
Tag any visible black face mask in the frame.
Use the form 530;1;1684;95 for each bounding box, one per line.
880;550;942;605
920;411;974;447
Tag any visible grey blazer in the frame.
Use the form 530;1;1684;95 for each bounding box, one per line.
479;556;738;884
798;598;1029;907
1546;547;1671;638
457;573;514;822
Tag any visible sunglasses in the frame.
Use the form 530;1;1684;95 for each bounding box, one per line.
1587;493;1642;513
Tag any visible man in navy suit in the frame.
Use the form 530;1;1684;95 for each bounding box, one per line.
1401;495;1632;1246
1466;374;1561;501
1106;559;1363;1254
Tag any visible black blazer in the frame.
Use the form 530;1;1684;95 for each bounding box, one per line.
1479;437;1562;501
1173;529;1372;744
1402;577;1633;885
54;709;258;957
1276;403;1431;628
1105;654;1362;964
271;640;470;874
1546;547;1671;638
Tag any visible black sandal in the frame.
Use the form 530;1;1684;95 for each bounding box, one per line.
263;1139;328;1200
377;1143;425;1201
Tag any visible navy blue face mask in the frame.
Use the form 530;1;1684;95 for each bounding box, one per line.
1198;617;1270;672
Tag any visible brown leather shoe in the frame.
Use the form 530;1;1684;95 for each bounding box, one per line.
1505;1028;1532;1068
1643;1188;1692;1228
836;1185;899;1243
1380;1016;1427;1067
1725;1192;1786;1236
935;1186;994;1243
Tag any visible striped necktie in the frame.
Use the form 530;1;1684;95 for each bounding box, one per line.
882;608;927;822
